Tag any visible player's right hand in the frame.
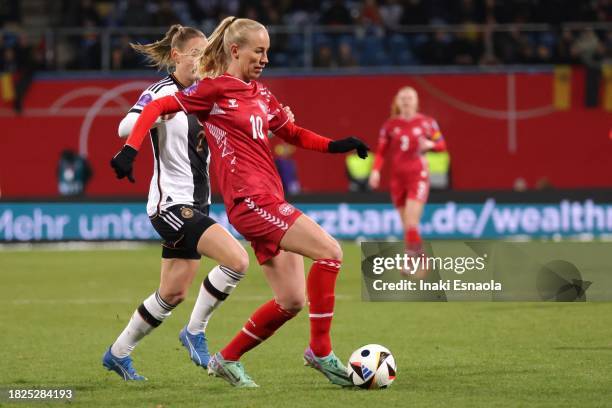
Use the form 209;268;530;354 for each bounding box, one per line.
369;170;380;189
110;145;138;183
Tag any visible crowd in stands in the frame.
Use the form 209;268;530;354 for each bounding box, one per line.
0;0;610;71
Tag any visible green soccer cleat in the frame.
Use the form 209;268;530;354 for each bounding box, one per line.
303;347;353;387
207;352;259;388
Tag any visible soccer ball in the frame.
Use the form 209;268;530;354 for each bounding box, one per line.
347;344;396;389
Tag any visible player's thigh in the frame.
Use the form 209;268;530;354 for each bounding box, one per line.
280;214;342;261
262;251;305;311
159;258;200;300
196;223;249;273
403;199;425;227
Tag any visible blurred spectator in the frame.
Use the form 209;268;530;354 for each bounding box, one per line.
359;0;383;27
71;21;102;69
13;33;42;113
494;26;533;64
379;0;403;28
57;150;93;196
0;31;43;113
338;42;358;67
314;44;334;67
571;28;605;67
111;35;141;69
556;28;576;63
572;28;605;107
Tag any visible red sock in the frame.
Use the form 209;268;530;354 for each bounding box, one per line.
307;259;341;357
405;227;422;253
221;299;296;361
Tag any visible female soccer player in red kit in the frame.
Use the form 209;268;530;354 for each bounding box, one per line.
110;17;369;388
369;86;446;257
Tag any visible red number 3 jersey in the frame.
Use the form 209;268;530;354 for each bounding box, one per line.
374;113;444;178
174;74;290;209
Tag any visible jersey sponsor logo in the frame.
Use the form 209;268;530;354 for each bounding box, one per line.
136;93;153;107
412;127;423;135
228;99;238;108
181;207;194;219
182;82;198;96
210;103;226;115
278;203;295;216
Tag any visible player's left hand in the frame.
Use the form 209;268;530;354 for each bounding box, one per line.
282;104;295;123
419;138;435;152
328;136;370;159
110;145;138;183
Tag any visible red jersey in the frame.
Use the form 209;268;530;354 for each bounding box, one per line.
173;74;290;209
372;113;445;178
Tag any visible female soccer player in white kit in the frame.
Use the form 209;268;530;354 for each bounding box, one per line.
103;25;256;381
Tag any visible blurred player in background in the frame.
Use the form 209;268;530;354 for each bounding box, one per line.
104;25;253;381
369;87;447;261
110;16;369;388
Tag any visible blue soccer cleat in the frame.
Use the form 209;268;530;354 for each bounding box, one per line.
179;326;210;367
102;347;147;381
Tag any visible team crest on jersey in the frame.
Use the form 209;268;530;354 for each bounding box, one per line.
136;93;152;107
393;127;400;135
181;207;194;219
278;203;295;216
182;82;198;96
228;99;239;108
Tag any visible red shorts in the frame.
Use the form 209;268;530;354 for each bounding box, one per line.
228;195;303;264
390;171;430;208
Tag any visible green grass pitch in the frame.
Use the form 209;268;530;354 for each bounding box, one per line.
1;242;612;407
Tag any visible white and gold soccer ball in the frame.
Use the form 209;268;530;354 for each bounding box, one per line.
347;344;397;389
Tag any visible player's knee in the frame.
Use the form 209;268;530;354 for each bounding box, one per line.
161;291;187;306
277;295;306;313
322;239;343;261
226;249;249;275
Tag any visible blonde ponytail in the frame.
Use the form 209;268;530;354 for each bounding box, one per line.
199;17;266;78
131;24;205;71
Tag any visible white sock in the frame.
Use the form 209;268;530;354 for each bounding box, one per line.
111;290;175;358
186;265;243;335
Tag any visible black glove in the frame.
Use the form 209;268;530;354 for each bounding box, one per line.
110;145;138;183
328;136;370;159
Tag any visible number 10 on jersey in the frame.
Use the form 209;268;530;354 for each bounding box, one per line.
250;115;265;140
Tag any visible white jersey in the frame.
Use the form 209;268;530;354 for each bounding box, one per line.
122;75;211;216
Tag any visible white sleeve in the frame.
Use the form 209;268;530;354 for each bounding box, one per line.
118;87;169;138
117;112;140;138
